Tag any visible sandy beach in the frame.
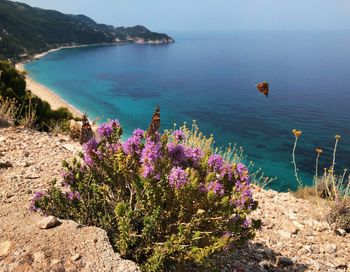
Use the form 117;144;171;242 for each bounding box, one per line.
14;43;123;119
15;61;83;119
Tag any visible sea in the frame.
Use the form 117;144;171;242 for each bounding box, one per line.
24;31;350;191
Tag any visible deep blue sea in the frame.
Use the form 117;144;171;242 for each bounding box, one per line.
25;31;350;191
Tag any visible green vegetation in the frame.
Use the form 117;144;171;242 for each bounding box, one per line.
31;116;260;271
0;0;174;60
0;60;74;130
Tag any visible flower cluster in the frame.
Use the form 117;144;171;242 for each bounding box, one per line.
82;138;99;166
205;180;225;196
97;119;120;138
31;121;259;271
29;191;46;212
66;191;81;201
140;137;162;178
172;129;185;143
208;154;225;172
123;129;145;155
169;166;188;189
167;143;203;167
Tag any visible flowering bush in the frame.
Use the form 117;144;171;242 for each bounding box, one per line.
31;119;260;271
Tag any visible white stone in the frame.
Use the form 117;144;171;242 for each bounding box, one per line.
325;244;337;254
0;241;11;257
37;216;59;229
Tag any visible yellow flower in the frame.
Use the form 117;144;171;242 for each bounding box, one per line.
292;129;302;138
335;135;341;140
315;148;323;154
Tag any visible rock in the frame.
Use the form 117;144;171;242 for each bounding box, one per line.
278;230;292;239
0;136;6;142
325;244;337;254
277;256;294;267
304;245;313;253
333;258;347;269
70;254;81;261
62;144;78;152
5;191;14;199
335;229;347;237
25;173;40;179
282;222;299;234
314;221;329;232
0;240;11;257
23;151;30;157
263;248;274;259
259;260;270;269
51;259;61;266
33;251;46;263
309;260;321;270
292;221;304;229
0;161;13;169
37;216;59;229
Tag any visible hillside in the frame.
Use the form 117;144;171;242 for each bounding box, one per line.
0;0;174;60
0;126;349;271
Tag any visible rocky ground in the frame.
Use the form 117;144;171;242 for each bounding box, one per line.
0;127;349;272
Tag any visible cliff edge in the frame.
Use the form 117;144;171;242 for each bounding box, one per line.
0;127;349;271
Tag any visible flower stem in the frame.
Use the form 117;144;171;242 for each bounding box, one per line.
331;139;339;198
292;136;303;188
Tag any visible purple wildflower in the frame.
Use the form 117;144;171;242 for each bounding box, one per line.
83;138;99;154
208;154;224;172
184;147;203;167
172;130;185;142
206;180;225;196
140;137;161;178
235;163;250;182
133;128;145;139
236;163;247;175
60;170;74;186
29;191;46;212
66;191;81;201
169;167;188;189
123;129;145;155
235;186;254;208
82;138;100;166
97;119;120;138
84;154;94;167
242;218;251;228
168;143;186;165
109;142;122;153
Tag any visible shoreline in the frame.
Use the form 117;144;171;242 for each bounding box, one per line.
14;40;174;120
16;62;84;119
13;44;108;119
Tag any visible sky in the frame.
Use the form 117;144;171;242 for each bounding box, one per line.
13;0;350;32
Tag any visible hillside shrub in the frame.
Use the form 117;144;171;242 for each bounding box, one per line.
31;119;260;271
0;61;74;131
326;197;350;232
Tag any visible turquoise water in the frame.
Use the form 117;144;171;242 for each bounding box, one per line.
25;31;350;191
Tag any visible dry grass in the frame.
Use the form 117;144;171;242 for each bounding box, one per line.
292;131;350;232
166;121;276;188
0;96;18;126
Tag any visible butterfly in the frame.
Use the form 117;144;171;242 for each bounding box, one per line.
256;82;269;97
80;114;94;145
147;105;160;141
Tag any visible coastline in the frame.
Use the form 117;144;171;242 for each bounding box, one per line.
16;62;84;119
13;40;172;120
15;43;134;119
13;44;107;119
